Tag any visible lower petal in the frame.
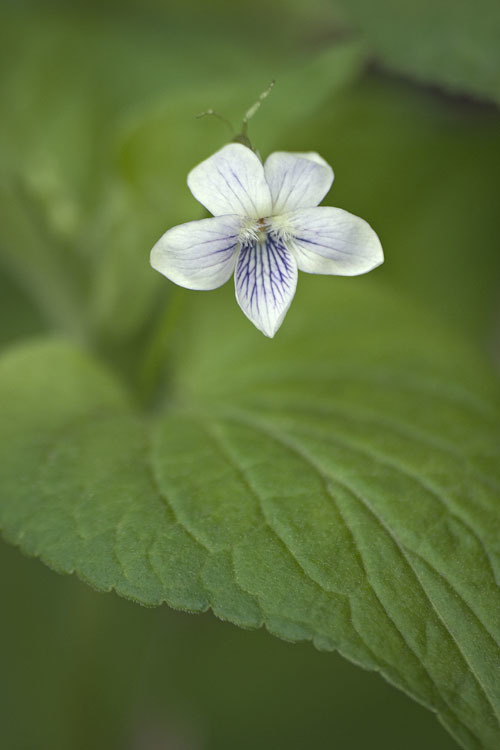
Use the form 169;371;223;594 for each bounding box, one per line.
150;215;241;290
286;206;384;276
234;235;298;338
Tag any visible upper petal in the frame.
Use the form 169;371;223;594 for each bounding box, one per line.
286;206;383;276
187;143;272;218
264;151;334;214
234;234;298;338
150;215;241;290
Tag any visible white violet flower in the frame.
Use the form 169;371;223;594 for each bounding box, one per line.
150;143;383;337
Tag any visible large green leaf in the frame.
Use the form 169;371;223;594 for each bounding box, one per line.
332;0;500;105
0;277;499;749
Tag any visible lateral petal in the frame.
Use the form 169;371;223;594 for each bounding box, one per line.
150;215;241;290
286;206;384;276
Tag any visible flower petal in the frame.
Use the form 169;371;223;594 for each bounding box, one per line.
187;143;272;218
234;235;298;337
150;215;241;290
286;206;384;276
264;151;334;214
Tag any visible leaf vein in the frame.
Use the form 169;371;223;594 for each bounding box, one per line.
224;410;499;736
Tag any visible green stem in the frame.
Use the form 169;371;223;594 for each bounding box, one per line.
135;286;187;410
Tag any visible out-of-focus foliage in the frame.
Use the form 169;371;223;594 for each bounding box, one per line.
1;540;458;750
0;2;499;749
332;0;500;105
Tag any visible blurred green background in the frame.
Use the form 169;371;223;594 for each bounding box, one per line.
1;0;499;748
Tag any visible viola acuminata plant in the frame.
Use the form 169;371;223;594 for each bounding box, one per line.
151;98;383;338
151;144;383;337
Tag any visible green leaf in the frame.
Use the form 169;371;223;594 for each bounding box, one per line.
332;0;500;105
1;278;499;749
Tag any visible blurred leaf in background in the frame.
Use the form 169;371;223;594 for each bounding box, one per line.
331;0;500;104
0;1;499;749
1;540;459;750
